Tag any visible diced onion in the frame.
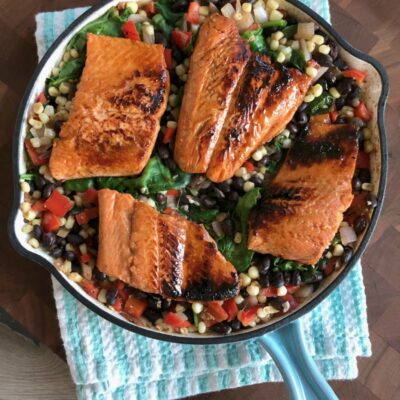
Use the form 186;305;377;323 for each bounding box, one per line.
236;11;254;32
236;0;241;13
137;0;152;5
340;226;357;245
295;284;314;298
296;22;315;40
128;14;149;23
244;295;258;307
253;1;268;24
300;39;311;61
143;27;155;44
177;312;188;321
209;2;219;14
221;3;235;18
181;18;188;32
166;195;177;209
311;66;328;83
212;221;224;237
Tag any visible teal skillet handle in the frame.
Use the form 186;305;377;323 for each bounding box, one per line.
258;319;338;400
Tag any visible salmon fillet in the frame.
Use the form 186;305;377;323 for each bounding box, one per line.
248;123;359;265
174;14;251;173
49;33;169;180
97;189;239;301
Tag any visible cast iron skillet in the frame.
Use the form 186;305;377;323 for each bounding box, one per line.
8;0;389;398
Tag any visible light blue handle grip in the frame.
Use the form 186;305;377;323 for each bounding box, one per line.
258;319;338;400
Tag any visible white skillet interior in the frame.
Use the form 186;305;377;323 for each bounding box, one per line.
12;0;384;339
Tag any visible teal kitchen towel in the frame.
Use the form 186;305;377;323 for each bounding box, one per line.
35;2;371;399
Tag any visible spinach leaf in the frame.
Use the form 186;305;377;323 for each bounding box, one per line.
155;0;184;25
180;205;219;224
282;24;297;39
152;13;172;38
241;28;266;53
272;257;307;272
96;177;130;191
217;188;262;272
46;58;84;87
64;178;95;192
307;92;334;115
124;156;191;194
289;49;306;71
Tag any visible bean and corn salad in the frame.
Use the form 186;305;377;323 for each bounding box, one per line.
19;0;377;335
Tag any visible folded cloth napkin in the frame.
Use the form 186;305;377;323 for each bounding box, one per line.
35;2;371;399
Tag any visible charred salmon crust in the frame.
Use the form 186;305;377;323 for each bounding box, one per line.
97;189;239;301
248;123;359;265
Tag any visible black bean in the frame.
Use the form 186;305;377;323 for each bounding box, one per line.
287;121;299;135
70;207;83;216
63;250;76;261
334;57;348;70
56;237;66;247
66;233;84;245
313;53;333;67
211;322;232;335
354;215;368;234
259;274;270;288
296;111;308;126
283;271;291;285
257;155;270;167
54;120;63;134
317;78;329;92
352;117;365;129
341;247;353;264
291;270;302;286
161;299;172;311
158;144;170;159
271;271;284;288
42;184;55;199
366;193;378;208
337;78;353;96
324;67;338;86
335;97;345;111
172;47;185;64
336;116;347;124
131;288;148;300
179;194;190;206
221;218;234;237
156;193;166;205
327;39;339;60
93;267;107;281
230;319;242;331
42;232;56;247
201;195;217;209
357;169;370;183
171;0;189;12
297;102;308;113
347;85;361;100
356;129;365;145
165;158;177;172
318;258;328;272
154;32;168;47
106;288;119;305
255;254;272;274
269;298;284;311
71;261;81;273
147;296;162;310
50;246;63;258
144;308;162;324
232;177;244;190
217;182;231;194
71;223;80;233
33;225;42;241
240;288;249;298
213;186;225;199
352;176;362;192
270;149;282;162
35;175;47;190
227;190;239;202
250;175;264;187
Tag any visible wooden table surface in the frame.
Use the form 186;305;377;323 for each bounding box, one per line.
0;0;399;398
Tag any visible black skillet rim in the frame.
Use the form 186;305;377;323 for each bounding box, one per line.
8;0;389;345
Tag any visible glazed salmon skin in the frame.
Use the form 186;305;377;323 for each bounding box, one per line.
174;14;251;173
248;123;359;265
97;189;239;301
49;33;169;180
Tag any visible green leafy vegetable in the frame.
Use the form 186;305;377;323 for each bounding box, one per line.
180;205;219;224
20;173;36;181
272;257;307;272
289;49;306;71
96;177;129;191
125;156;191;194
155;0;184;25
262;19;288;29
64;178;95;192
282;24;297;39
152;13;172;38
47;58;84;87
218;188;261;272
241;28;266;53
307;92;334;115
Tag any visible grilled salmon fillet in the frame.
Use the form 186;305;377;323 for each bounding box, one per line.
49;33;169;180
97;189;239;301
248;123;359;265
207;61;310;182
174;14;251;173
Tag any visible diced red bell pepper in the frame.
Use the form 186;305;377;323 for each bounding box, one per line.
237;305;259;327
113;298;123;312
44;189;73;217
307;59;320;69
124;295;148;318
222;298;238;321
186;2;200;24
207;302;229;322
81;279;100;299
145;2;156;16
164;48;172;69
122;20;141;41
116;280;125;291
163;127;176;144
80;254;90;263
75;207;98;225
24;139;49;166
285;285;300;294
323;257;338;277
330;110;339;123
171;31;192;50
167;189;180;196
82;187;98;205
342;69;367;82
261;286;278;297
354;102;371;122
280;294;299;310
41;211;60;233
356;150;370;169
164;312;191;328
243;161;255;172
37;92;47;104
32;200;46;212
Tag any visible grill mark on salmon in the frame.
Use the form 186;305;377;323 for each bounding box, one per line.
97;189;239;301
248;123;359;265
49;34;169;180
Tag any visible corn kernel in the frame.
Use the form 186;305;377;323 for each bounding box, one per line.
267;0;279;10
252;150;263;161
234;232;242;243
291;40;300;50
28;238;40;248
70;48;79;58
28;118;43;130
312;34;325;45
39;112;49;124
273;31;284;41
242;2;252;13
239;273;251;287
312;83;323;98
319;44;331;55
69;272;83;283
305;66;318;78
329;87;341;99
332;244;344;257
59;82;70;94
192;302;203;314
235;295;244;304
304;94;315;103
52;67;60;77
98;288;107;303
20;181;31;193
198;321;207;334
247;284;260;296
63;52;71;62
243;181;255;192
306;40;316;53
270;39;280;51
22;224;33;234
48;86;59;97
32;190;41;199
127;1;138;13
248;266;260;279
30;137;41;148
32;102;44;114
362;182;373;191
55;96;67;106
276;286;288;296
167;120;177;129
233;12;242;21
199;5;210;16
276;52;285;63
269;10;283;21
257;295;267;304
44;105;55;117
